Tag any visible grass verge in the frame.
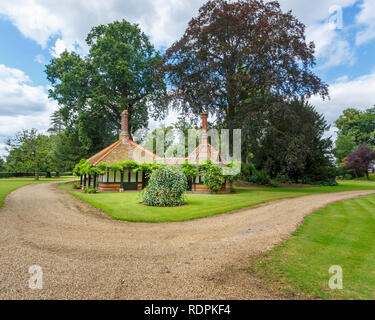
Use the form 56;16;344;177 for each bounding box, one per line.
59;176;375;222
250;193;375;299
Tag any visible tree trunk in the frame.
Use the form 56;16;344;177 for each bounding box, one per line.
55;172;60;178
46;171;51;178
366;171;370;180
35;161;39;181
80;175;83;187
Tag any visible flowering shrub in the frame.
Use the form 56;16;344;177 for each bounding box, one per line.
142;166;187;207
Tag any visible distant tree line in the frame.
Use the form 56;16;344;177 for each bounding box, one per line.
4;129;70;180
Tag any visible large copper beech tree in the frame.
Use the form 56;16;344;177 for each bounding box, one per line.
163;0;329;148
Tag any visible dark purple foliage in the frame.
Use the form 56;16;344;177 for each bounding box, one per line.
346;144;375;179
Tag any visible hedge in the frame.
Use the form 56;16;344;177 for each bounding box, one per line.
0;172;72;178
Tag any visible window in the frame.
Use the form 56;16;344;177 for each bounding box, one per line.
131;170;137;182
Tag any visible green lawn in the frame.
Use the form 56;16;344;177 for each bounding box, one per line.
0;176;76;208
251;190;375;299
61;176;375;222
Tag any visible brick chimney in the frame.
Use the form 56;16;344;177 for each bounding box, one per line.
119;109;129;140
201;112;209;144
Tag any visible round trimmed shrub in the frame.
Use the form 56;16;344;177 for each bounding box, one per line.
142;166;187;207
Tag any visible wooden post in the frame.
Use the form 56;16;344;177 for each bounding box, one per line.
80;175;83;187
120;171;124;192
84;174;87;188
93;174;97;188
88;175;91;187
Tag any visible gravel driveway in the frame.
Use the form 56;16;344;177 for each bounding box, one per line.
0;182;373;299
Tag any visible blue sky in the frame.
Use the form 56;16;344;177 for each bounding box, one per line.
0;0;374;157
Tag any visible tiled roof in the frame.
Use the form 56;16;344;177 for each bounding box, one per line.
87;138;222;166
87;110;223;166
87;137;161;166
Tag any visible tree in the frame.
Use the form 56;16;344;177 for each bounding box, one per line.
50;128;87;172
0;158;6;172
335;107;375;147
46;20;166;157
6;129;52;180
257;100;336;184
334;134;356;165
345;144;375;180
172;115;200;157
163;0;328;155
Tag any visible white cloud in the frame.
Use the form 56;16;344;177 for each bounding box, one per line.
50;38;75;58
0;64;54;116
310;71;375;125
355;0;375;45
278;0;357;25
0;64;58;157
0;0;359;69
306;23;355;68
0;0;63;48
34;53;46;64
277;0;358;69
0;0;206;53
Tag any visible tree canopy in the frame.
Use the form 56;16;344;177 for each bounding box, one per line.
46;20;166;163
6;129;55;180
163;0;328;132
256;101;335;183
162;0;330;184
335;107;375;147
345;144;375;180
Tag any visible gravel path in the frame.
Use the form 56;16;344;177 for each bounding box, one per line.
0;182;374;300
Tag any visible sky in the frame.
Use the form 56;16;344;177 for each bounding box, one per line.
0;0;375;157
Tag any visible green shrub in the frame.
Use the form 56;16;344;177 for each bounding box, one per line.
200;161;226;192
250;169;271;185
302;177;338;187
274;173;292;184
269;179;280;187
181;163;199;180
84;187;98;194
302;164;338;185
240;162;256;181
142;166;187;207
224;162;240;192
72;183;81;189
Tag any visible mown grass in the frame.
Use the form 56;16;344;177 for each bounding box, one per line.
61;175;375;222
0;176;75;208
251;193;375;299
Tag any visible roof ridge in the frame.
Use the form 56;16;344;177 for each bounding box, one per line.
87;139;121;162
91;140;123;165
